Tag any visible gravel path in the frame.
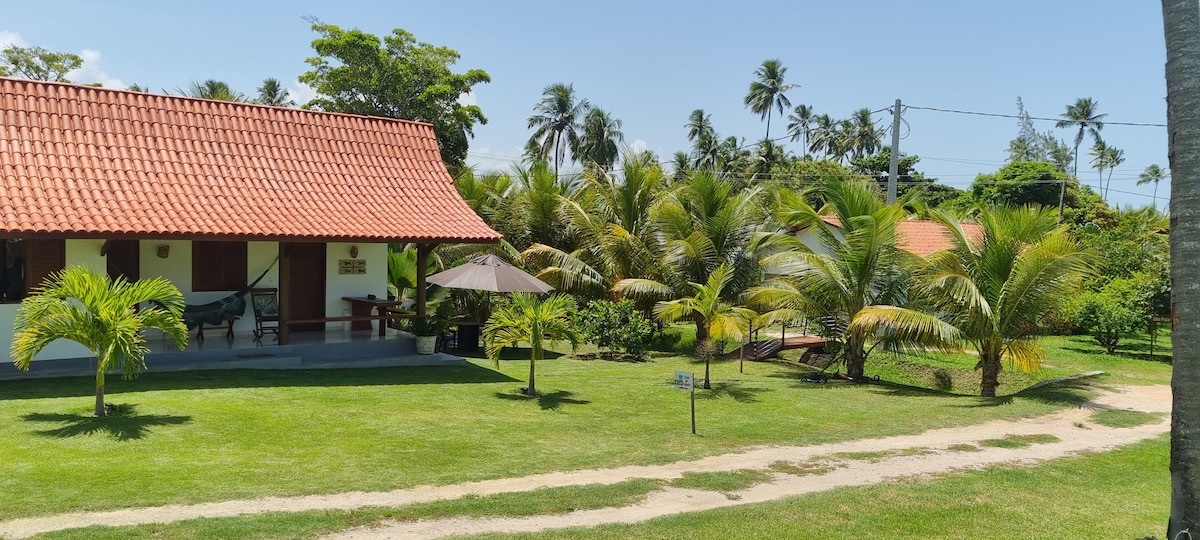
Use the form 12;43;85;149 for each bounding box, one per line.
0;384;1170;540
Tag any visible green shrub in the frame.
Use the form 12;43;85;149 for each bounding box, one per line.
1072;277;1148;354
575;300;655;361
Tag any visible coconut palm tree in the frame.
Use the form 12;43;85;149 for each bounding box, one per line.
808;114;837;159
744;59;798;140
746;179;916;380
1055;97;1107;179
1138;164;1167;211
654;263;756;389
852;206;1094;397
527;83;591;176
1163;3;1200;533
11;266;188;416
176;79;247;102
787;104;815;156
576;107;624;171
254;77;295;107
1089;139;1112;195
848;108;884;159
484;292;581;396
1103;145;1125;200
523;152;668;299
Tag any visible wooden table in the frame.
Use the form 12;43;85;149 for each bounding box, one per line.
341;296;407;337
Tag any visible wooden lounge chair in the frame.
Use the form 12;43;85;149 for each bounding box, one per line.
251;288;280;339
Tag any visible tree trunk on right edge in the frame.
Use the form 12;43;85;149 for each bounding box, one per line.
94;371;106;417
1163;2;1200;537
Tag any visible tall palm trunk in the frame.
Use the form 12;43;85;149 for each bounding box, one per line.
95;370;107;417
1163;1;1200;537
844;332;867;380
978;352;1002;398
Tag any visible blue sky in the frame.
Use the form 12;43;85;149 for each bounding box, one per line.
4;1;1170;210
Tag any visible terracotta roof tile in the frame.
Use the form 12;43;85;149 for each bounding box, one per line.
813;216;982;256
0;78;500;243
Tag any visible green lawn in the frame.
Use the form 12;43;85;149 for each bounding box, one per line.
473;434;1169;540
0;328;1171;524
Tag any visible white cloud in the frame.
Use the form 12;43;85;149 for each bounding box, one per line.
0;30;27;48
67;49;124;88
458;91;478;107
286;82;318;107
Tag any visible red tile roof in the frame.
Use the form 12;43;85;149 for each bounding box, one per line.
0;78;500;243
812;216;981;256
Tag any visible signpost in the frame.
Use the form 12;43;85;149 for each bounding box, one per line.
674;370;696;434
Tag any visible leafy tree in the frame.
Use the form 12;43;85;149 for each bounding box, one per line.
854;206;1094;397
744;59;798;139
1072;277;1148;354
747;179;917;380
575;299;654;360
576;107;624;171
1043;135;1076;173
1055;97;1107;179
1138;164;1168;211
484;293;581;396
299;22;491;167
11;266;188;416
527;83;590;175
254;77;295;107
1006;97;1044;163
654;263;755;389
177;79;247;102
971;161;1074;209
0;45;82;81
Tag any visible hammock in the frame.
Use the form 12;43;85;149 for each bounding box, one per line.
179;258;277;329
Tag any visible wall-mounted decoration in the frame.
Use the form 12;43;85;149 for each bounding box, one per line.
338;259;366;274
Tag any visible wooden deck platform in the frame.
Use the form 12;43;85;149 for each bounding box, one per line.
727;335;828;361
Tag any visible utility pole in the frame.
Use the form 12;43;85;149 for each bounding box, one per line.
887;99;901;204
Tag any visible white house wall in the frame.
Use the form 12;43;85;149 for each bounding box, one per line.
6;240;389;362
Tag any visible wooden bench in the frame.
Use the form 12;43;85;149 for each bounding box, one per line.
196;315;238;341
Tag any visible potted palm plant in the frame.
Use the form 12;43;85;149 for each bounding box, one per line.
409;314;448;355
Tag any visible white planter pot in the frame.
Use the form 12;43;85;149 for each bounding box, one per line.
415;335;438;355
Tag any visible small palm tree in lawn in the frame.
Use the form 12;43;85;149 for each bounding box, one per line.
744;59;798;140
1138;164;1167;211
1055;97;1107;180
851;206;1094;397
12;266;188;416
485;293;581;397
654;263;755;389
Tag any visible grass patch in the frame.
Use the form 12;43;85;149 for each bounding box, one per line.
946;443;982;452
32;479;664;540
768;460;836;477
1092;409;1166;428
826;447;935;463
478;435;1168;539
979;433;1061;449
668;469;773;495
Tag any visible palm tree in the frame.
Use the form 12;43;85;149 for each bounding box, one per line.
1089;139;1111;195
786;104;815;156
176;79;247;102
743;59;798;140
848;108;883;159
527;83;591;176
254;77;295;107
484;293;581;396
746;179;915;380
852;206;1094;397
686;109;715;143
576;107;624;171
11;266;188;416
654;263;756;389
808;114;837;158
1055;97;1107;179
1138;164;1167;211
1164;3;1200;533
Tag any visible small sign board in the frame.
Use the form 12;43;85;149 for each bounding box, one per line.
338;259;367;275
674;370;694;391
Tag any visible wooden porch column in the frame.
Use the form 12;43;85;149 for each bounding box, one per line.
278;243;291;345
415;243;437;317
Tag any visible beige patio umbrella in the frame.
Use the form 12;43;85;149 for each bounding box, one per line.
425;254;554;293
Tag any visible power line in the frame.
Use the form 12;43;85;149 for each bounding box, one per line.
907;105;1167;127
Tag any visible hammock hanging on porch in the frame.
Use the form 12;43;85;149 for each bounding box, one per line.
180;257;278;329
